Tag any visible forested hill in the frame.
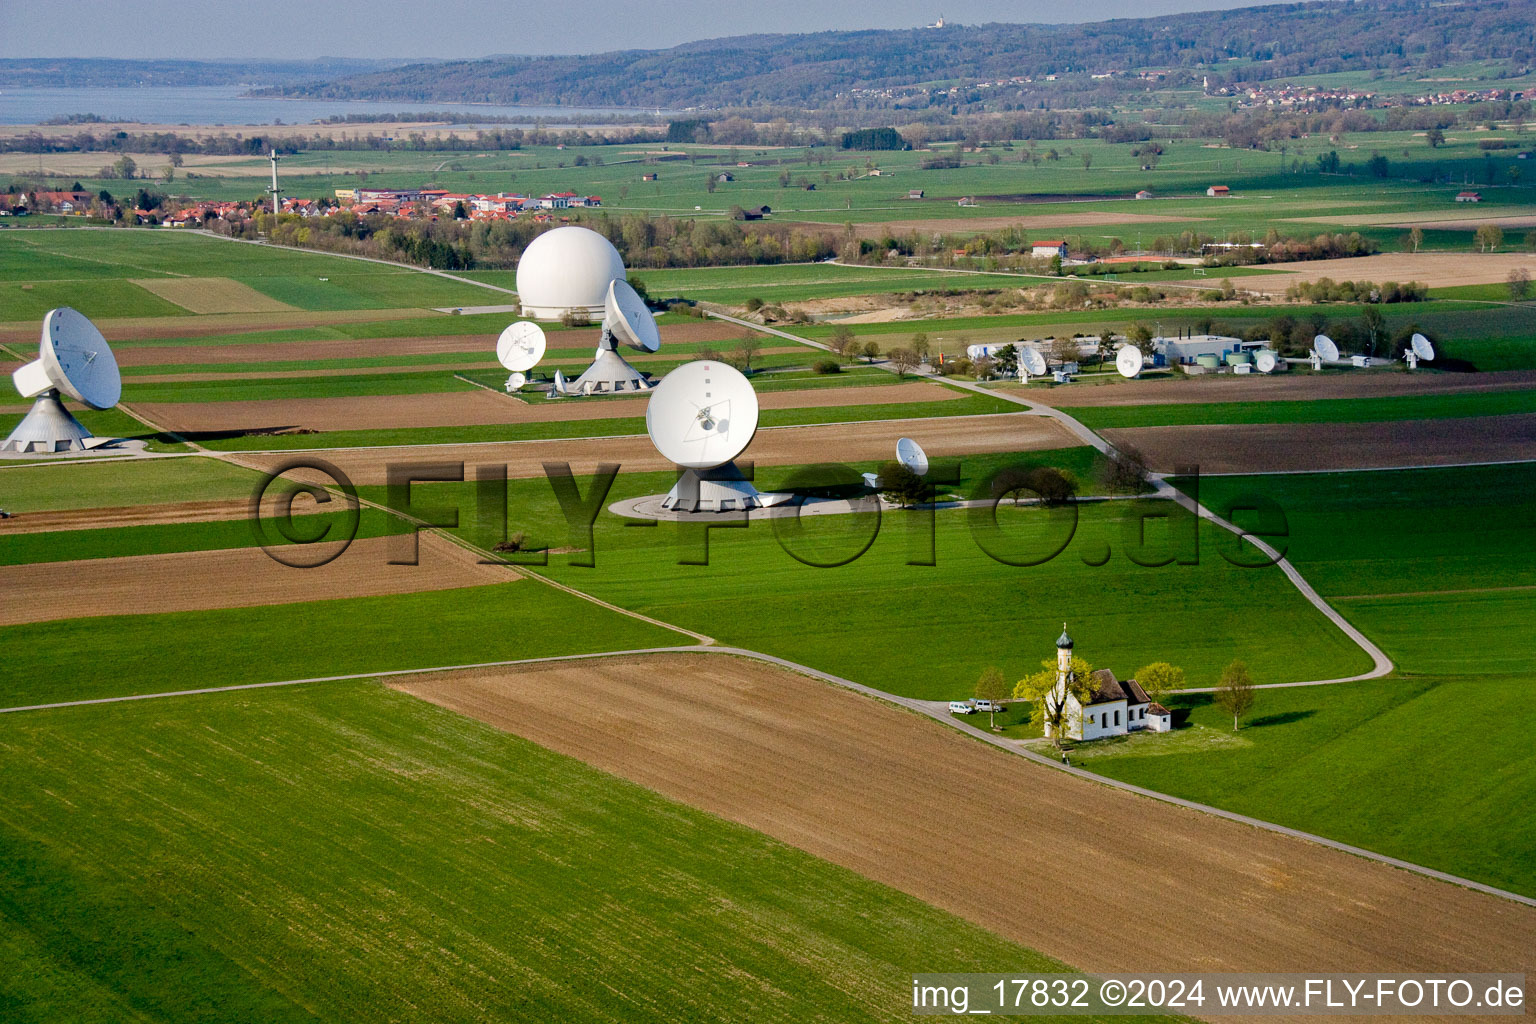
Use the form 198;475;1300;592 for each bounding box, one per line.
263;0;1536;110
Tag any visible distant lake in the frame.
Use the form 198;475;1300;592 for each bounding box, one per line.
0;86;674;127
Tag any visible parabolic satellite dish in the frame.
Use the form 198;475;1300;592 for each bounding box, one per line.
1313;334;1340;363
1021;347;1048;377
648;361;776;512
1115;346;1144;379
4;307;122;453
606;279;661;353
496;321;546;372
505;371;527;392
896;437;929;477
1255;350;1279;374
1411;333;1435;361
565;279;659;394
647;361;758;470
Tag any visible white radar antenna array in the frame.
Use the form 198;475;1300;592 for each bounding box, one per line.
4;307;123;453
1406;332;1435;370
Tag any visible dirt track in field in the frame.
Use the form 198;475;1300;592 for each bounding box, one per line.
0;498;254;534
130;277;298;315
1103;413;1536;473
107;320;750;368
1238;252;1536;292
1013;369;1536;408
392;653;1536;980
0;533;516;626
1289;212;1536;230
136;381;962;433
235;412;1080;484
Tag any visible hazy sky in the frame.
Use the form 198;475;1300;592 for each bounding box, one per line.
4;0;1299;60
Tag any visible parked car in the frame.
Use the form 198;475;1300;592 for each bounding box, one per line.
947;700;976;715
973;699;1003;713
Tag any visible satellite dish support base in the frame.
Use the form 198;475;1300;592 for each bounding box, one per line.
2;390;101;453
662;463;768;513
571;345;652;395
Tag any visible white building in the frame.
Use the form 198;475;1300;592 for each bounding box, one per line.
1153;334;1265;366
1043;627;1170;741
515;226;626;320
1031;240;1068;258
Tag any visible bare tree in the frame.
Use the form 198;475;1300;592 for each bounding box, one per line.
1508;267;1532;302
827;325;855;356
735;332;762;374
887;347;917;377
1213;660;1256;731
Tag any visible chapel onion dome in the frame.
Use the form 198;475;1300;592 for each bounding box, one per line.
515;226;626;320
1056;626;1074;649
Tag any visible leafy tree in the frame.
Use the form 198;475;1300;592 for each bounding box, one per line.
1050;336;1079;365
1134;662;1185;704
1127;321;1154;352
974;667;1010;729
876;460;928;508
972;354;994;379
910;332;930;361
1475;223;1504;253
1360;304;1386;356
1509;267;1532;302
1014;655;1096;751
1426;128;1445;149
113;154;137;179
1213;660;1256;731
1097;328;1116;367
993;343;1018;377
861;339;882;363
1100;444;1149;495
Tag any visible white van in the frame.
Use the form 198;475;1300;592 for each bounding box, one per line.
948;701;976;715
973;699;1002;713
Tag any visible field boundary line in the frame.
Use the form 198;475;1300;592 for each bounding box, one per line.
9;644;1526;909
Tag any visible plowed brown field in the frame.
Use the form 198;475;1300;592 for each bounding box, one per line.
1017;369;1536;408
235;412;1081;484
136;381;962;433
392;653;1536;979
0;533;516;625
1103;413;1536;473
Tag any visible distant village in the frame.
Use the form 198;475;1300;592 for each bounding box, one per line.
6;186;602;228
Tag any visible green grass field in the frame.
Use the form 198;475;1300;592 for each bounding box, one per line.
0;682;1111;1022
1061;388;1536;428
0;456;260;512
1079;463;1536;895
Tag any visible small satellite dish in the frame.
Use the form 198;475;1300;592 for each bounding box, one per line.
553;368;568;394
1255;350;1278;374
1313;334;1340;363
496;321;546;372
646;361;758;469
1116;346;1144;379
896;437;929;477
1021;347;1048;377
4;307;123;453
1411;333;1435;361
606;279;660;353
505;371;526;392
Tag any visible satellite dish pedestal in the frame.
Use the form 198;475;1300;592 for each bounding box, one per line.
571;335;652;394
3;389;101;453
3;308;122;454
662;463;767;512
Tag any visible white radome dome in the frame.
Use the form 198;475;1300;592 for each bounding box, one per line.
515;226;625;320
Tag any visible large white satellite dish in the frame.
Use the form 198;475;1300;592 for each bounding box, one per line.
1115;346;1144;379
567;279;658;394
648;360;776;512
4;307;123;453
606;279;661;353
896;437;929;477
1255;350;1278;374
1411;333;1434;361
1021;346;1047;378
1313;334;1340;363
496;321;546;372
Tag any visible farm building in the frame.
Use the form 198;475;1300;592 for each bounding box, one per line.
1031;240;1068;258
1042;628;1168;742
1206;185;1231;197
714;173;734;183
908;189;925;199
1456;191;1482;202
641;173;659;181
1135;190;1154;200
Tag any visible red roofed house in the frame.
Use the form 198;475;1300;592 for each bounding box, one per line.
1206;185;1231;197
1456;191;1482;202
